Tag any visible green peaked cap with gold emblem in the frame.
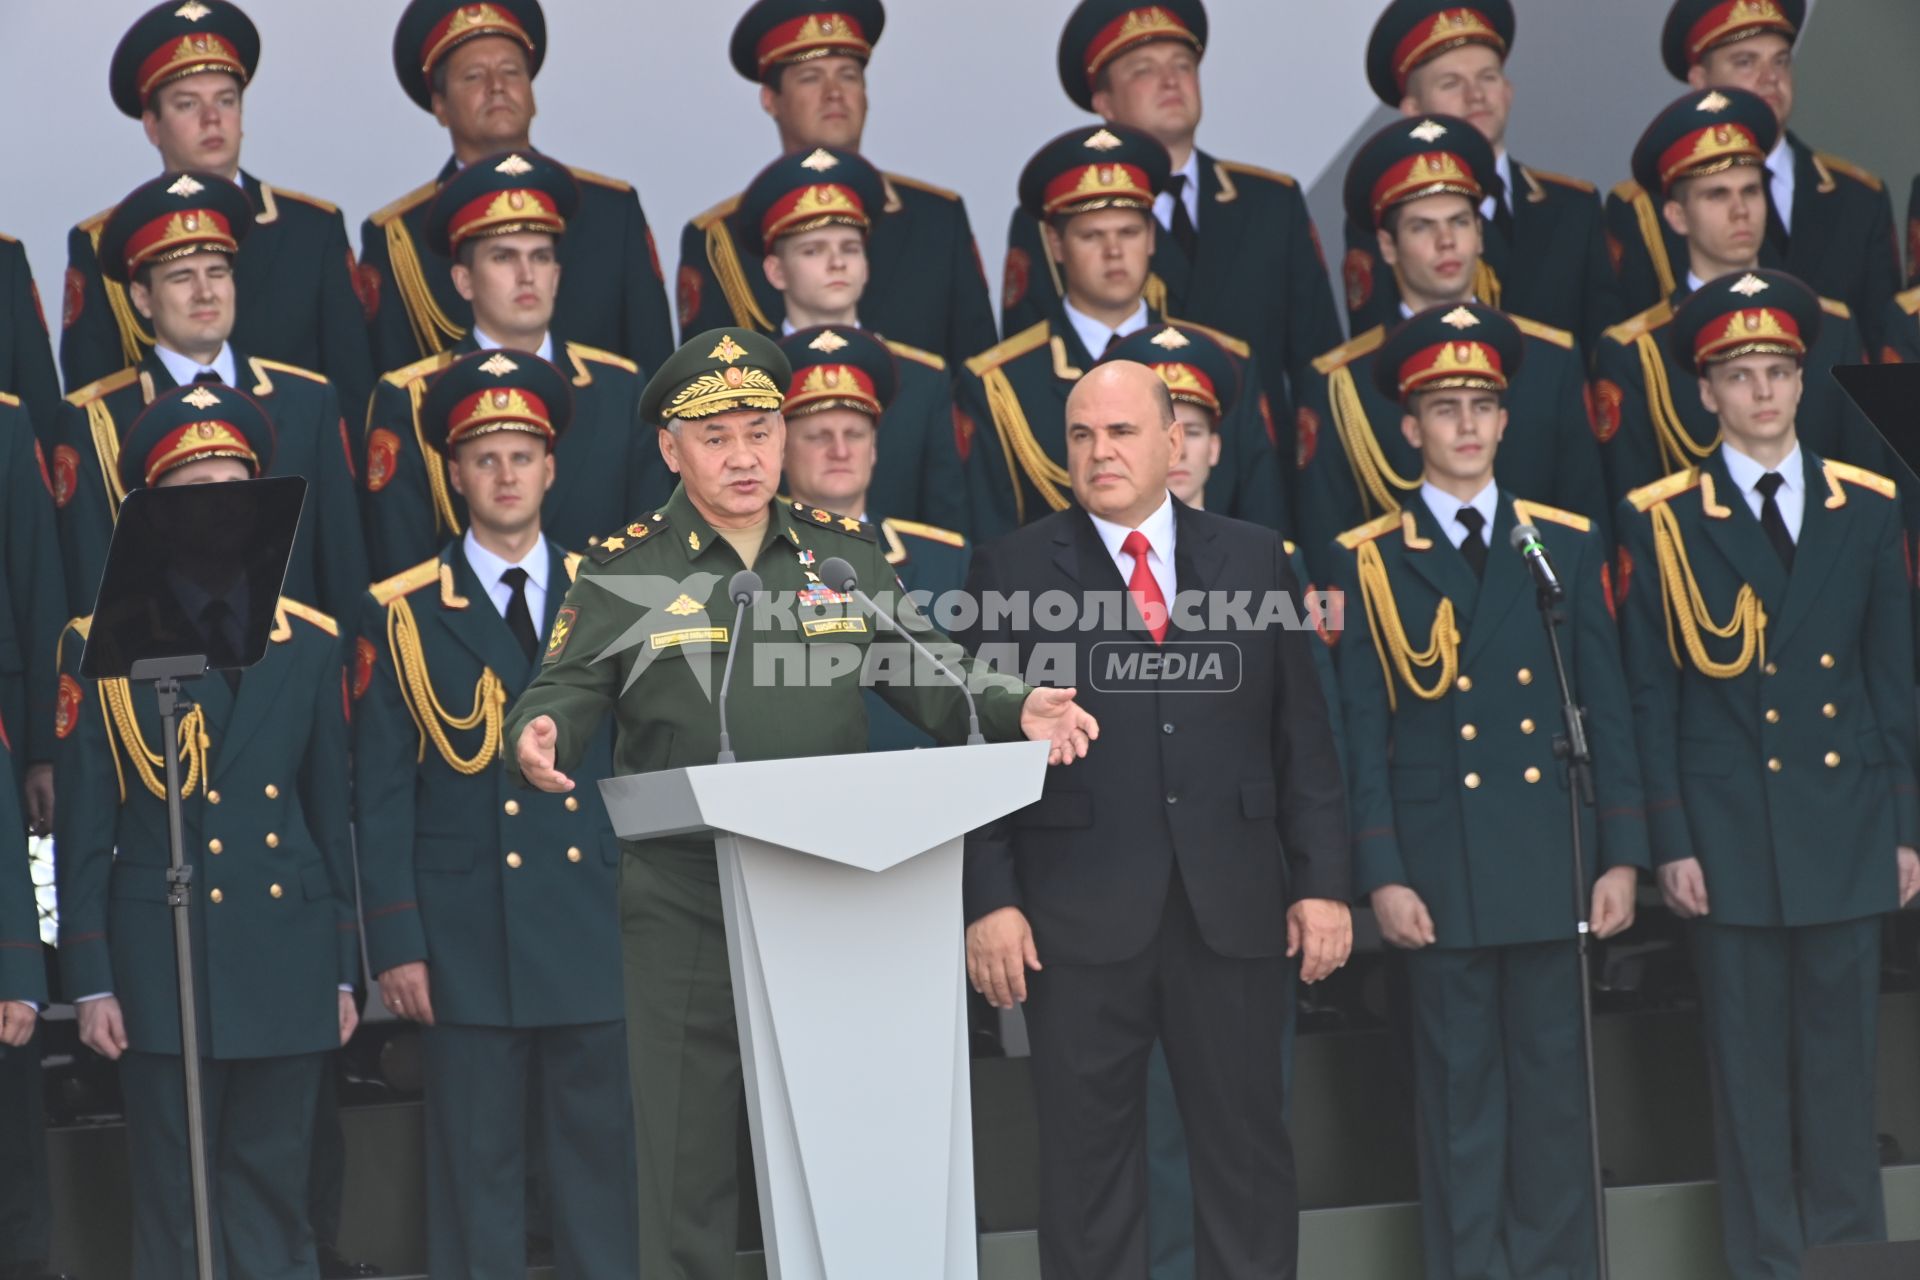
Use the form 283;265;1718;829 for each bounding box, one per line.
639;327;792;428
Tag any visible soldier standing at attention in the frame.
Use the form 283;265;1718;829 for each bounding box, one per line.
355;350;636;1280
1616;274;1920;1279
63;0;375;437
0;235;61;455
505;327;1097;1280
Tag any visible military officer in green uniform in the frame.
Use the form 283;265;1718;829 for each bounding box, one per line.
1343;0;1620;352
1002;0;1343;446
504;327;1098;1280
1605;0;1899;354
775;324;969;752
1881;285;1920;365
0;235;61;455
1327;308;1646;1280
363;0;674;381
63;1;376;436
746;146;969;534
676;0;997;369
354;352;635;1279
1295;115;1605;586
1616;278;1920;1279
958;125;1283;540
55;386;361;1280
1592;91;1882;508
54;173;368;624
362;150;650;578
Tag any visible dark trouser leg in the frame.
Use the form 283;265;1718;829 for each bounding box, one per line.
1156;874;1297;1280
1791;917;1887;1251
307;1055;344;1250
1021;919;1157;1280
1405;947;1506;1280
623;852;741;1280
0;1024;49;1269
213;1053;324;1280
121;1051;231;1280
1690;921;1800;1279
536;1021;639;1280
421;1023;531;1280
1500;940;1597;1280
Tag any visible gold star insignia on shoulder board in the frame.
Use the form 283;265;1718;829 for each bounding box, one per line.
809;329;850;353
182;386;222;409
1441;306;1480;329
709;335;746;364
1149;327;1190;350
1729;273;1769;296
600;536;626;552
167;174;205;198
1085;128;1123;152
1409;119;1449;143
839;515;863;531
688;530;701;551
175;1;211;19
479;352;519;376
800;149;840;173
495;154;534;176
665;594;704;616
1696;91;1731;113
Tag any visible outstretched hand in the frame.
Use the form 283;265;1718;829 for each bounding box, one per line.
1020;687;1099;766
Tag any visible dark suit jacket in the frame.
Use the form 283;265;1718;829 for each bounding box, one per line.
959;501;1349;965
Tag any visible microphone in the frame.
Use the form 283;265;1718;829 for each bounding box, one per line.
816;556;985;745
714;569;762;764
1509;523;1564;603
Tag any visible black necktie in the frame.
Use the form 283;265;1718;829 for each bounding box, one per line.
1456;506;1488;579
200;599;241;692
502;567;538;659
1102;330;1125;356
1485;173;1515;244
193;369;222;384
1755;471;1795;568
1764;166;1791;256
1166;174;1199;262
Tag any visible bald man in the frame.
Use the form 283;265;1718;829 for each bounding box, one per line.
957;362;1352;1278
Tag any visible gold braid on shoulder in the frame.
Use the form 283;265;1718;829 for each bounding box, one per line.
1329;364;1420;517
1355;539;1460;712
982;366;1073;521
100;680;208;804
1649;502;1766;677
386;595;506;773
385;219;466;355
1635;332;1717;474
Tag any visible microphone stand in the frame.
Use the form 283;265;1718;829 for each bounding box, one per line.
1533;582;1610;1279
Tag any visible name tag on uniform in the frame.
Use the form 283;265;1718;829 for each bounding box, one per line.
801;617;868;637
651;627;729;650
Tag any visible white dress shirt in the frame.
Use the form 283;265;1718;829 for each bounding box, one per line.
1421;479;1498;549
1063;298;1150;362
1766;134;1795;235
155;341;238;388
472;327;555;363
1087;491;1178;599
464;529;551;625
1721;440;1804;541
1154;148;1202;237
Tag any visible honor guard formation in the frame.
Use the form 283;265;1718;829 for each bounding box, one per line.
0;2;1916;1279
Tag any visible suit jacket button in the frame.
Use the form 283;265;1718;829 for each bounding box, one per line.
209;889;224;904
1524;767;1541;784
265;833;279;848
1464;772;1481;789
1825;751;1841;767
565;796;580;812
270;883;284;899
567;847;583;863
207;839;223;855
504;799;521;816
506;852;523;868
264;783;279;799
1768;758;1783;773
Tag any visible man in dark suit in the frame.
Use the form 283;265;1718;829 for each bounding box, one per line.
960;360;1351;1279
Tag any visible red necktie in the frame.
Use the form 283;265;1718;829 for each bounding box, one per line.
1122;530;1168;643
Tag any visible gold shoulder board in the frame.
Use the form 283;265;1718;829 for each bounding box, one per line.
1610;179;1645;203
1311;326;1386;377
369;181;438;228
1896;286;1920;318
882;338;946;371
1815;152;1884;193
1824;459;1897;500
1627;468;1702;513
1512;316;1575;350
1603;301;1674;348
883;518;965;547
63;366;140;407
1168;317;1250;358
1819;296;1852;319
691;193;742;231
964;321;1051;377
567;165;633;193
380;350;456;388
884;172;960;202
250;356;328;383
278;598;339;637
371;559;442;607
1513;499;1592;533
567;342;639;374
1216;160;1297;188
1336;511;1401;550
1525;167;1596;195
267;185;338;214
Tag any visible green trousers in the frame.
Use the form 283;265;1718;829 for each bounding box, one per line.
623;848;743;1280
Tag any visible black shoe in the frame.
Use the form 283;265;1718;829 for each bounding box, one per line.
316;1245;383;1279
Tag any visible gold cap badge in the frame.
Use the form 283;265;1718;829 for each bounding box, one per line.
479;352;519;376
495;154;534;176
167;174;205;198
808;329;851;353
710;335;747;364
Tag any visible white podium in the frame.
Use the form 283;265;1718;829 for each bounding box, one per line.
598;740;1049;1280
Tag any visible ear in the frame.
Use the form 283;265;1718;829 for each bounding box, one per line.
540;448;557;495
658;428;682;476
450;262;476;304
1205;432;1221;467
1090;87;1114;120
763;251;787;293
1398;93;1421;118
1685;65;1708;91
1697;371;1720;416
759;83;779;120
1661;195;1689;240
1493;405;1510;443
431;95;450;130
1376;224;1399;269
446;453;467;497
1043;221;1067;266
1399;410;1423;452
129;280;154;322
142;111;162;150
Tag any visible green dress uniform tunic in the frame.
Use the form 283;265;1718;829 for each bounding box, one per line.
54;600;359;1280
361;338;653;577
0;234;62;454
0;726;48;1279
62;173;377;438
51;353;369;623
504;482;1031;1280
862;514;971;753
354;542;636;1280
865;338;970;537
1328;493;1647;1280
1617;449;1918;1279
1880;285;1920;364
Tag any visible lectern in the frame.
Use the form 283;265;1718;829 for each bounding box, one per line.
599;739;1049;1280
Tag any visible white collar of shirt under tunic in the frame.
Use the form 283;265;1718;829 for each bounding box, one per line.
473;327;555;363
1062;298;1150;363
1087;491;1179;599
463;529;551;623
1421;478;1498;549
1720;439;1805;540
155;341;238;388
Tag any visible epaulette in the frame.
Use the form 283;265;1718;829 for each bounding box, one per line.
0;392;18;408
566;342;639;374
370;558;441;607
64;366;139;406
64;615;93;642
369;180;438;228
883;517;964;547
1215;160;1296;188
250;356;327;384
1603;301;1674;347
1512;499;1592;533
1524;166;1596;195
882;337;945;371
1336;512;1400;550
567;165;632;193
1610;178;1645;203
1169;317;1250;358
691;193;742;231
1626;468;1701;513
1311;325;1386;376
267;185;338;214
380;350;455;388
77;204;117;234
1818;296;1851;320
965;321;1050;377
564;551;584;582
884;172;959;202
791;500;877;541
587;512;668;563
1897;286;1920;318
1824;459;1897;500
1512;316;1575;350
278;598;339;637
0;232;15;244
1283;539;1298;555
1815;152;1883;193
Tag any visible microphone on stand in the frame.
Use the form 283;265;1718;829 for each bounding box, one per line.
816;556;984;744
1510;523;1565;603
715;569;762;764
